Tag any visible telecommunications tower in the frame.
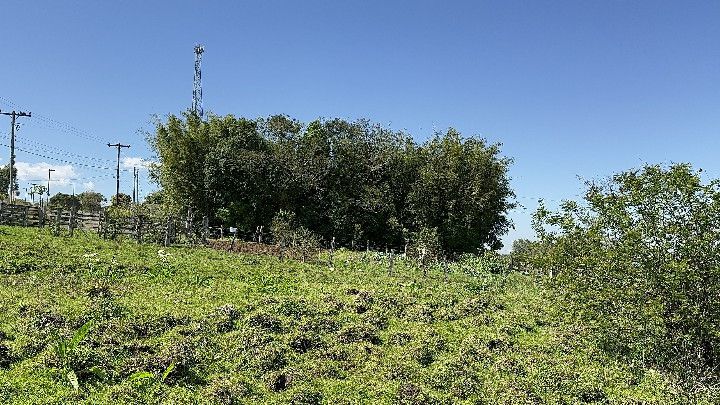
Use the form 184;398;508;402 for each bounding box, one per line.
192;44;204;117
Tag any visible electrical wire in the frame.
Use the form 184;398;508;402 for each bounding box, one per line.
0;96;108;143
0;143;131;172
13;137;116;164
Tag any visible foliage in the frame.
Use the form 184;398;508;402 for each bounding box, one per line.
149;113;515;253
533;163;720;389
27;184;46;202
407;130;515;251
77;192;106;212
49;193;80;211
413;227;441;260
0;165;18;199
509;238;542;270
271;210;322;261
52;320;94;391
0;225;697;403
110;193;132;207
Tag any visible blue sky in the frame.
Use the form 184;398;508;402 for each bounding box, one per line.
1;1;718;249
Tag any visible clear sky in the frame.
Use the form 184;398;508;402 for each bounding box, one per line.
1;1;718;250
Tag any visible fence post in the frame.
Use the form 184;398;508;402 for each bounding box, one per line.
228;227;237;252
135;216;142;243
23;206;28;227
53;209;62;236
164;216;173;247
388;250;395;276
185;207;193;239
328;236;336;268
97;210;103;235
102;209;110;239
202;216;209;243
69;208;76;236
38;206;45;228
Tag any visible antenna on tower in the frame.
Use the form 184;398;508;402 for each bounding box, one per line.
192;44;205;117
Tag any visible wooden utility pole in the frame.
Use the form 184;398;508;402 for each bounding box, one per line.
0;110;31;203
132;167;136;203
47;168;55;197
107;143;130;203
132;166;139;203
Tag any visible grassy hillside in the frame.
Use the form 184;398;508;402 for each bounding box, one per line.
0;226;683;403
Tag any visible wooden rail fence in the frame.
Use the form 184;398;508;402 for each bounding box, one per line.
0;202;203;246
0;202;101;231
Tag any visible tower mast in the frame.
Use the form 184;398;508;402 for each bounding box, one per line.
192;44;204;117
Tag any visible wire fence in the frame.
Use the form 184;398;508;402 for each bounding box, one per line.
0;202;516;275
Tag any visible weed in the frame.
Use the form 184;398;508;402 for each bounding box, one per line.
52;320;94;391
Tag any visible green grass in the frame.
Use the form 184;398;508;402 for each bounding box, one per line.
0;226;687;403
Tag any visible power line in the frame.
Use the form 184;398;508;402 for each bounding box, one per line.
32;115;106;143
0;96;107;143
24;174;116;182
12;136;116;164
1;132;155;171
0;136;153;175
0;143;130;172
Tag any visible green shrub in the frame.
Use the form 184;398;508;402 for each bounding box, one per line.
533;164;720;385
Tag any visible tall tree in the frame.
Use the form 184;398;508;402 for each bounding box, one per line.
0;165;18;200
49;193;80;210
111;193;132;207
408;129;515;252
77;191;106;212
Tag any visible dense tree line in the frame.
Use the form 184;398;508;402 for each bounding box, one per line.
48;191;106;212
149;113;515;253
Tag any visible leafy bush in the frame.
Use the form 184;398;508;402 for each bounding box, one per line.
271;210;321;261
533;164;720;385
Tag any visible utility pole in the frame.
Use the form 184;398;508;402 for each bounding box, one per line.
0;109;31;203
132;167;137;203
136;167;140;203
107;143;130;203
47;169;55;197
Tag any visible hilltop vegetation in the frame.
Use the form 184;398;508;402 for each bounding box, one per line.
0;226;695;404
150;113;515;253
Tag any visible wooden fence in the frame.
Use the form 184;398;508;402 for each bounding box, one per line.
0;202;206;246
0;202;100;231
0;203;413;256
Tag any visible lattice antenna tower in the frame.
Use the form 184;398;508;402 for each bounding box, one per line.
192;44;205;117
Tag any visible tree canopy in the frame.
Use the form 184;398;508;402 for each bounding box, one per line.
111;193;132;207
150;113;515;253
77;191;106;212
0;165;18;200
49;193;80;210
